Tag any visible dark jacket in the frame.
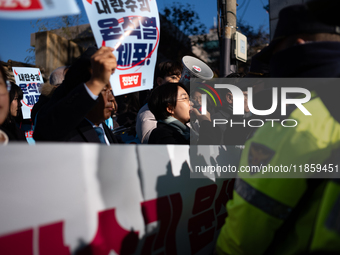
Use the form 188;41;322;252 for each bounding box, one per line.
148;120;220;145
0;120;26;142
33;84;119;144
148;122;189;145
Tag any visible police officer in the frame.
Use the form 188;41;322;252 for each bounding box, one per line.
216;1;340;254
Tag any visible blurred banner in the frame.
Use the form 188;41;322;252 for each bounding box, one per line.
82;0;160;96
0;0;80;19
12;67;43;119
0;144;240;255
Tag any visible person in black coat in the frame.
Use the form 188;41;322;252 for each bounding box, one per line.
148;83;191;144
33;47;120;144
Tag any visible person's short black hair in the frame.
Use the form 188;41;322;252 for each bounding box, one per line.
148;82;188;121
155;60;182;79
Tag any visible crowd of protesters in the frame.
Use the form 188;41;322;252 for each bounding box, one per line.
0;44;222;145
0;44;257;146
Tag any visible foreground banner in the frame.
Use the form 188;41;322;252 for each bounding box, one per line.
0;144;241;254
82;0;160;96
0;0;80;19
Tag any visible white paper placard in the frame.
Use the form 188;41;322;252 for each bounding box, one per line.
82;0;160;96
12;67;43;119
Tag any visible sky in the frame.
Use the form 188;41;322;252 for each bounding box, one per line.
0;0;269;64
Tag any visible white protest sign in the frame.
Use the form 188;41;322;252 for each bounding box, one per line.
12;67;43;119
0;0;80;19
0;144;241;254
82;0;160;96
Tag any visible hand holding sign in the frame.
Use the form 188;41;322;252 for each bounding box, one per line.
82;0;160;96
86;47;117;96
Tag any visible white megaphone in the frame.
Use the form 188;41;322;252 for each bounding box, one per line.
179;56;214;87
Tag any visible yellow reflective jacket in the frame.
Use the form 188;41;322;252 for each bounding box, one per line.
216;97;340;255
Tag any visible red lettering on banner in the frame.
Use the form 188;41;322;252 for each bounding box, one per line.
192;184;217;215
166;194;182;254
151;196;170;251
214;179;235;230
119;73;142;89
0;183;234;255
216;211;228;231
0;228;33;255
214;179;235;214
39;221;70;255
85;208;139;255
141;193;182;254
141;196;171;254
189;184;217;255
0;0;43;11
187;180;235;254
188;209;215;255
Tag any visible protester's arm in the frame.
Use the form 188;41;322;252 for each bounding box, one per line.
85;47;116;95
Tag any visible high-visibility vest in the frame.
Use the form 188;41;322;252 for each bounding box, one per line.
216;97;340;255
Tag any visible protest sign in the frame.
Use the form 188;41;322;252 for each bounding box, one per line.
0;144;241;254
0;0;80;19
12;67;43;119
82;0;160;96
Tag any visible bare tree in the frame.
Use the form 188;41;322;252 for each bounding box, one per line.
162;2;207;46
25;0;86;64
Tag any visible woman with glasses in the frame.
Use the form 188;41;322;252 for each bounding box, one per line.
148;82;192;144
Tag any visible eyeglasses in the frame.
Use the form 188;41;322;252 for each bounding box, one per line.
177;96;190;103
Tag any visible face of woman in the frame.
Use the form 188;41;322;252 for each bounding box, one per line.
0;72;9;125
170;86;191;124
10;93;19;117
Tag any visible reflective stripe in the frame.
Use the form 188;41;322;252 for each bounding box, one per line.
325;194;340;234
235;178;293;220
